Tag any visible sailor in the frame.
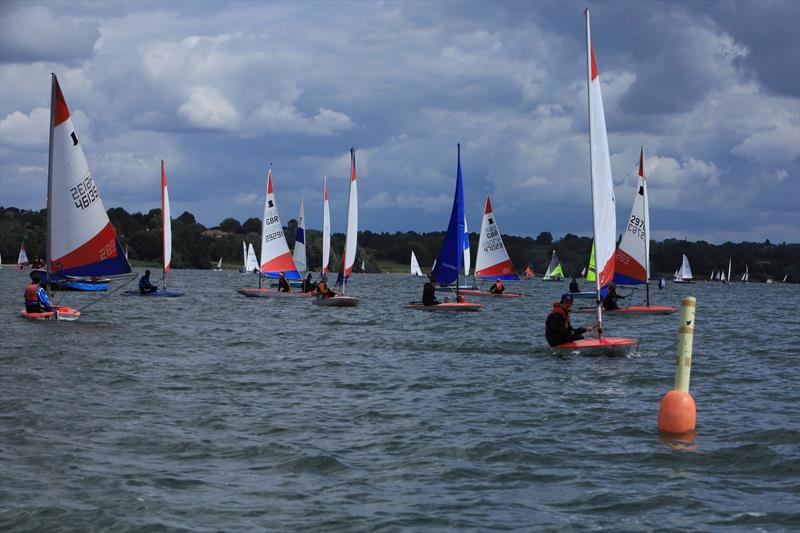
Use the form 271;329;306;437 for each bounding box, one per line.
316;276;335;298
138;269;158;294
23;271;53;313
545;294;592;347
422;276;439;306
489;278;505;294
602;283;625;311
302;272;314;292
277;272;292;292
569;277;579;293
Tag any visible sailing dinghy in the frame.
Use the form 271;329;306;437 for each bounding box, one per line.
17;243;29;269
673;254;694;283
239;167;312;298
410;250;423;276
551;11;638;355
406;144;481;312
321;176;331;275
596;148;677;315
23;75;132;319
570;244;598;298
214;257;223;271
542;250;565;281
455;194;523;298
314;148;359;307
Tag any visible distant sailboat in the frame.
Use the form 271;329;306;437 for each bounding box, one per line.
406;144;481;312
410;250;423;276
238;167;311;298
246;243;259;273
741;264;749;283
542;250;565;281
673;254;694;283
214;257;223;271
316;148;359;306
17;242;29;269
552;10;638;354
524;266;535;279
360;260;366;273
293;197;307;274
25;75;133;319
322;177;331;275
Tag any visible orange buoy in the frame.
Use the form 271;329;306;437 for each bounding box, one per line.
658;296;697;435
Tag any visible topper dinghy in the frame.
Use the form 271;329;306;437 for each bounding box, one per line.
23;75;133;320
238;167;306;298
406;144;481;312
551;11;637;355
314;148;359;307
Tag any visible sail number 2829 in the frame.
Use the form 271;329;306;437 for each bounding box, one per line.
70;175;100;211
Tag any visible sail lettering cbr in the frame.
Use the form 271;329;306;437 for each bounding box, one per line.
431;144;466;286
49;75;130;277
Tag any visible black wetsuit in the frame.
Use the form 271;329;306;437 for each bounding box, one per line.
545;304;585;347
602;288;624;310
422;282;439;306
569;280;579;293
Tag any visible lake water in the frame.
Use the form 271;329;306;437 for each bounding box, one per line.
1;268;798;531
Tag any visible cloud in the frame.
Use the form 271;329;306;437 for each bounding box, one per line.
0;107;49;147
178;86;240;130
0;5;99;64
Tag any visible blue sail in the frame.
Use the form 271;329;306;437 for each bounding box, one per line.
430;144;465;286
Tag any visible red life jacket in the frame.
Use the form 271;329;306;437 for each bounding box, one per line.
550;303;571;329
24;283;40;303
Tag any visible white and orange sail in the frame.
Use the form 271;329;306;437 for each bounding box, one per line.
47;74;130;278
475;195;519;280
161;160;172;275
322;176;331;274
336;148;358;289
259;167;301;280
613;148;649;286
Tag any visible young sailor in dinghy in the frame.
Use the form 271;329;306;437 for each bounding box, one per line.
24;271;53;314
489;279;505;294
545;294;594;347
569;278;580;293
422;277;440;306
601;283;625;311
139;270;158;295
277;272;292;292
316;276;335;298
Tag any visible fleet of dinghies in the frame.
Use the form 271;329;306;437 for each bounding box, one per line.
20;13;746;352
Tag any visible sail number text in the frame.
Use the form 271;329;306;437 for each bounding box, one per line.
264;229;284;243
70;175;100;211
626;215;646;240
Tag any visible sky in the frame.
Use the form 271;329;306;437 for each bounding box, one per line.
1;0;798;243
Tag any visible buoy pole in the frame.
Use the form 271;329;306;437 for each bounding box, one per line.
657;296;697;434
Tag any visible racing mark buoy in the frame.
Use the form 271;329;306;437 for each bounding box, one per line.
658;296;697;434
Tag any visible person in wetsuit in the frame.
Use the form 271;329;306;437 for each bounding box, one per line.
545;293;592;347
139;270;158;294
316;276;335;298
602;283;625;311
569;278;579;293
23;271;53;313
301;273;314;292
277;272;292;292
422;277;439;306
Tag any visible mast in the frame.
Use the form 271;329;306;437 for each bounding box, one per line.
585;9;602;337
641;147;651;307
46;74;56;298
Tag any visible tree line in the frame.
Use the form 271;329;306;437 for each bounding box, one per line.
1;206;797;282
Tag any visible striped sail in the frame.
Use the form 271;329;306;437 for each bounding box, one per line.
337;148;359;287
17;243;29;266
586;13;616;290
475;195;519;280
613;149;649;285
293;197;307;273
48;75;130;277
464;217;471;276
161;160;172;274
259;167;300;280
322;177;331;274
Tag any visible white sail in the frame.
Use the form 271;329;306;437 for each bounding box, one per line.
242;241;247;270
246;243;259;272
742;265;749;282
259;167;300;279
675;254;693;280
322;177;331;274
17;243;29;266
727;258;731;284
464;216;471;276
410;250;423;276
782;274;788;283
293;196;307;273
474;194;518;279
339;148;358;288
720;270;727;283
161;160;172;275
586;11;616;291
215;257;222;270
613;148;649;285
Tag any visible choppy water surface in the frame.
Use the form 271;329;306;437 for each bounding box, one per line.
1;268;798;531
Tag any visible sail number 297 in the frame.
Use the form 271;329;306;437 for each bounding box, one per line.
70;175;100;211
